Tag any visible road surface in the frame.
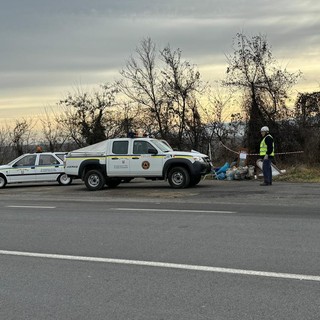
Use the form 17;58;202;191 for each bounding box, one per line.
1;179;319;319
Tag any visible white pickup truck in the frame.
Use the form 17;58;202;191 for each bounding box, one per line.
64;137;212;191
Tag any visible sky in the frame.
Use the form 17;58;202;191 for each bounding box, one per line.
1;0;319;126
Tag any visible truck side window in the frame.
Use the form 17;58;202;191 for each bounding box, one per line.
133;141;144;154
112;141;129;155
133;141;156;154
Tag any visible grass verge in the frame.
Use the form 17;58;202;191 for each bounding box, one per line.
274;165;320;183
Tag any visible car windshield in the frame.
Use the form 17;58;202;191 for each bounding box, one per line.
7;159;17;166
55;153;66;161
151;139;173;153
7;155;28;166
14;155;37;166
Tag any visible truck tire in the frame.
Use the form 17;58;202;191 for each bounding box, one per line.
189;175;202;186
84;170;105;191
168;166;190;189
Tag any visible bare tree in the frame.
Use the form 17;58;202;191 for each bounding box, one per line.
118;38;212;150
295;91;320;126
294;91;320;163
202;88;244;162
160;45;205;149
110;101;142;137
56;104;85;148
58;84;118;146
0;125;12;163
223;33;301;152
10;118;36;156
40;108;69;152
118;38;171;139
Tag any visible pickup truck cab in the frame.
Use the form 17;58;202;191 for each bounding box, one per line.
64;137;212;191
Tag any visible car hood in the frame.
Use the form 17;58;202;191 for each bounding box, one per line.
0;164;11;171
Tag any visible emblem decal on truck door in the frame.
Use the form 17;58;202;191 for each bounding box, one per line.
142;161;150;170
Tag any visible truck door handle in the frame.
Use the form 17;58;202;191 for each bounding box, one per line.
111;157;119;160
132;157;139;159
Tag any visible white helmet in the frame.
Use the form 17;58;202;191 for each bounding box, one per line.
261;126;269;132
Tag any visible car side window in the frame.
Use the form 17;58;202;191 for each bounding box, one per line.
15;155;37;167
39;155;60;165
112;141;129;155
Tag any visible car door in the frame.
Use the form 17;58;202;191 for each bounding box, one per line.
107;140;130;176
130;140;163;176
9;154;37;183
36;154;63;182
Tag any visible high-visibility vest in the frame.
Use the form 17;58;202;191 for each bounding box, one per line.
260;134;274;156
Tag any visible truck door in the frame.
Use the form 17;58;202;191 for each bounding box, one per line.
130;140;163;176
107;140;130;176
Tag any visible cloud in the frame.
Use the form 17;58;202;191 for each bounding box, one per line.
0;0;319;122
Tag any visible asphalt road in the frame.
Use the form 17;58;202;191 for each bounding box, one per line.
1;179;320;319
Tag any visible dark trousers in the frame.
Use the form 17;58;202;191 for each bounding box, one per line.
262;158;272;185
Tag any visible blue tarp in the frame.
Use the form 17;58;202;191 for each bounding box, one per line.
214;162;230;180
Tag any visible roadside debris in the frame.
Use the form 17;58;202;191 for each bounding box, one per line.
213;159;285;181
214;161;255;180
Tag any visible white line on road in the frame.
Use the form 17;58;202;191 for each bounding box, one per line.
1;250;319;282
6;206;56;209
113;208;236;214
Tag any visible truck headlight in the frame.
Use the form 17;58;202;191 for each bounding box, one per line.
192;156;205;162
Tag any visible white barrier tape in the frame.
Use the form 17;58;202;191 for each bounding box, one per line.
219;142;239;155
247;151;304;156
219;141;304;156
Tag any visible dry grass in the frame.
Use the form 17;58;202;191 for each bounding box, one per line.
274;164;320;183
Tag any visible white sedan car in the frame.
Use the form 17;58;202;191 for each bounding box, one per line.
0;152;72;188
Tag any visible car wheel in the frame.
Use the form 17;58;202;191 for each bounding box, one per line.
84;170;105;191
0;175;7;188
168;166;190;189
58;173;72;185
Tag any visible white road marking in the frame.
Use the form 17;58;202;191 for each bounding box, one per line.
6;205;55;209
1;250;319;282
113;208;236;214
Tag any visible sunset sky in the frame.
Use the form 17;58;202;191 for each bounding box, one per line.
1;0;319;126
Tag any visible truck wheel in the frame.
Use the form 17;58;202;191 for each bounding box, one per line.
58;173;72;185
168;166;190;189
0;175;7;188
189;175;201;186
84;170;105;191
106;178;121;188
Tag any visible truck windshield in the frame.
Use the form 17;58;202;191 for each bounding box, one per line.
151;139;173;153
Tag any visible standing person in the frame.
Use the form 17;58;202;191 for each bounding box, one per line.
259;126;274;186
